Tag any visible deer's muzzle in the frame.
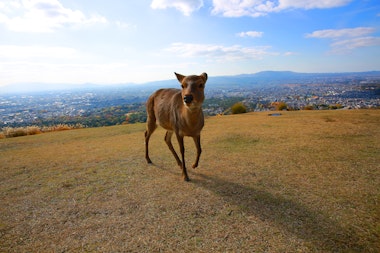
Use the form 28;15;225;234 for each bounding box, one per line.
183;95;193;104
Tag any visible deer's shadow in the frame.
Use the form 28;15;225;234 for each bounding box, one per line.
192;173;366;252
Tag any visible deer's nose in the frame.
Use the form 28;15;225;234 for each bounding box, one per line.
183;95;193;104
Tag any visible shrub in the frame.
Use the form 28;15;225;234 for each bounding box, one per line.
26;126;42;135
231;102;247;114
304;105;315;110
1;124;85;138
271;101;288;111
329;104;343;110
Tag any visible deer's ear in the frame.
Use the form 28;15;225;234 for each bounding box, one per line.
200;72;208;82
175;72;185;83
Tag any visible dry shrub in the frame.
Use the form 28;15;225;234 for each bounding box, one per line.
1;124;85;138
26;126;42;135
304;105;315;110
2;127;30;138
271;101;288;111
41;123;85;133
3;126;41;137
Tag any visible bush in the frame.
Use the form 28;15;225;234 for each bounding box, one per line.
271;101;288;111
329;104;343;110
231;102;247;114
304;105;315;110
1;124;85;138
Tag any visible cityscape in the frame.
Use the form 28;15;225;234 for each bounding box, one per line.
1;71;379;128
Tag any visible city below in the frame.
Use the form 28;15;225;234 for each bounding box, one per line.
1;71;379;128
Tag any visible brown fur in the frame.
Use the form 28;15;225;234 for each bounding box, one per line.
145;72;208;181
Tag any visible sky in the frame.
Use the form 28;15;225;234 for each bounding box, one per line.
0;0;380;89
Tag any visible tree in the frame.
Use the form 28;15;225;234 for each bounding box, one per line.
231;102;247;114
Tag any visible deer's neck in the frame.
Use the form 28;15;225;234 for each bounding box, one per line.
180;105;204;128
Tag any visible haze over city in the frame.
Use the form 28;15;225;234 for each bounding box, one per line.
1;0;380;91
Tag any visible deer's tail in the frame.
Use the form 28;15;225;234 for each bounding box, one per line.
145;93;157;133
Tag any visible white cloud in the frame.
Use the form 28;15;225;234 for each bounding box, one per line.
305;27;380;54
151;0;204;16
283;51;298;56
115;21;136;30
0;0;107;33
277;0;352;10
330;37;380;53
165;42;276;61
0;45;79;59
237;31;263;38
211;0;271;17
305;27;376;38
0;61;133;86
211;0;352;17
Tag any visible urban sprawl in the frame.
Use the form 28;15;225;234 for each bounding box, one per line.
1;75;379;128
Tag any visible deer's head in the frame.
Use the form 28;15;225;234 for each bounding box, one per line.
175;72;207;110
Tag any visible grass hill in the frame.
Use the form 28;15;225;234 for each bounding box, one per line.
1;110;379;252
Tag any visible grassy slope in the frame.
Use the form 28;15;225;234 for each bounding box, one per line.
0;110;379;252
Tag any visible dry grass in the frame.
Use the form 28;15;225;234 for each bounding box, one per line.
0;110;379;252
0;124;85;139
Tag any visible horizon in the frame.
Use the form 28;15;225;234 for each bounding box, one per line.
2;69;380;94
1;0;380;91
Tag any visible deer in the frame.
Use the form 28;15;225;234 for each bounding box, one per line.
144;72;208;181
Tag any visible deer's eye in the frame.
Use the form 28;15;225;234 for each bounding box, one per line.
181;84;184;89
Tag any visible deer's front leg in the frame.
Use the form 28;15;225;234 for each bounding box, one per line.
176;133;189;181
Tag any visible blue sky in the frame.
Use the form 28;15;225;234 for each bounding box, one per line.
0;0;379;88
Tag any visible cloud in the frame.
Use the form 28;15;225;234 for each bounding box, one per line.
211;0;352;17
165;42;276;61
0;45;79;59
277;0;352;10
151;0;204;16
305;27;376;38
305;27;380;54
0;0;107;33
330;37;380;53
115;21;136;30
0;44;87;85
283;51;298;56
237;31;263;38
211;0;273;17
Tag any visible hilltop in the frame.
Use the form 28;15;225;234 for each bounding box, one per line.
1;110;380;252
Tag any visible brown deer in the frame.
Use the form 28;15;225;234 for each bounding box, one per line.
145;72;208;181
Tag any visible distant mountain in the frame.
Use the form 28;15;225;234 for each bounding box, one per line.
203;71;380;90
2;71;380;94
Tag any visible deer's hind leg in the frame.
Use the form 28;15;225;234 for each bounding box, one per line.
164;131;182;167
192;135;202;169
145;114;157;164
